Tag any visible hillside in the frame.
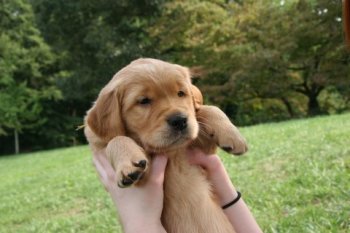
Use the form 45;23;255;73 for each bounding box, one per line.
0;114;349;233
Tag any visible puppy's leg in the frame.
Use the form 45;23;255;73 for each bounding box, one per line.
194;105;248;155
191;117;217;155
106;136;149;188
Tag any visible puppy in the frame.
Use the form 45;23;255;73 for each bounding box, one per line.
84;58;248;233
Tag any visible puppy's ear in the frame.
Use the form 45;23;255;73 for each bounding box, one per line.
190;84;203;110
189;66;205;78
175;64;203;110
87;88;125;141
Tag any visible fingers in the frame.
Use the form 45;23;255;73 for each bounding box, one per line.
186;148;222;172
92;152;116;189
93;151;114;171
93;152;168;190
148;155;168;186
186;148;206;165
93;156;107;180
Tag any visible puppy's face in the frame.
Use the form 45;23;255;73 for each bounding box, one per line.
87;58;199;152
122;59;199;152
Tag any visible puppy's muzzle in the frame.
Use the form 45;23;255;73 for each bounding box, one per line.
167;113;188;131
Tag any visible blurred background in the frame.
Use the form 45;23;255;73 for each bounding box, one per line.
0;0;349;155
1;1;349;232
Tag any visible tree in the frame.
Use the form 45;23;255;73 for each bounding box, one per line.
32;0;166;102
150;0;350;123
235;0;349;117
0;0;61;154
29;0;166;147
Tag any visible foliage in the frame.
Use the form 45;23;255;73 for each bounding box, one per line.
151;0;350;124
31;0;165;103
0;0;61;152
0;113;349;232
7;0;167;154
0;0;349;154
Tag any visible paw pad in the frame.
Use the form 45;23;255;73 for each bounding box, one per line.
117;159;148;188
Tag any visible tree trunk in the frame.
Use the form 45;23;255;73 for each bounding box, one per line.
307;94;322;116
281;97;294;117
14;129;19;154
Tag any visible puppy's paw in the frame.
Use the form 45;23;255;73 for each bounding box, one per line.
217;131;248;155
213;114;248;155
106;136;149;188
196;105;248;155
116;158;149;188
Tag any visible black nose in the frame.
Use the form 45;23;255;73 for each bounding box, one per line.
167;114;187;131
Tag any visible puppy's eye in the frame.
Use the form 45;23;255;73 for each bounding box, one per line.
138;97;152;105
178;91;186;97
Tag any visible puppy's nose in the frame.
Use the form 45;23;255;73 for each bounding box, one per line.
167;114;187;131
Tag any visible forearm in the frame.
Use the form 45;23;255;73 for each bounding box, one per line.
210;161;238;206
223;196;262;233
213;164;262;233
187;150;262;233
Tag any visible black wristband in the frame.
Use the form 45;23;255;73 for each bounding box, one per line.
222;191;241;209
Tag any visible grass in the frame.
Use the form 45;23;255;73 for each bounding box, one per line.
0;113;349;233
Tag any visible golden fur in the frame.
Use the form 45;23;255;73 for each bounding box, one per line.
84;58;248;233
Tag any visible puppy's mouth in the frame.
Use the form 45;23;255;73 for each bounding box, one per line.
143;130;193;153
168;130;191;145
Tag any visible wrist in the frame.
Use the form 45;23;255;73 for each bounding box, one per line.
217;185;238;206
210;164;238;206
222;191;241;209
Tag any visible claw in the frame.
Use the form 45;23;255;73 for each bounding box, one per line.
221;146;233;153
133;160;147;169
128;171;142;181
119;177;134;188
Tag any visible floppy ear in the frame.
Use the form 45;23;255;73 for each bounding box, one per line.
190;84;203;111
187;66;205;110
86;87;125;141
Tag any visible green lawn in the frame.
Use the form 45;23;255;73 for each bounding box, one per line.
1;114;349;233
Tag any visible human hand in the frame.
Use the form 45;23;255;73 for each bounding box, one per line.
186;148;238;206
187;148;263;233
93;151;168;233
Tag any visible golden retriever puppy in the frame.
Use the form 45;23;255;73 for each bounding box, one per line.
84;58;247;233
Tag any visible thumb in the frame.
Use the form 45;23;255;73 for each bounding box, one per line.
187;148;221;172
187;148;208;166
148;155;168;186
